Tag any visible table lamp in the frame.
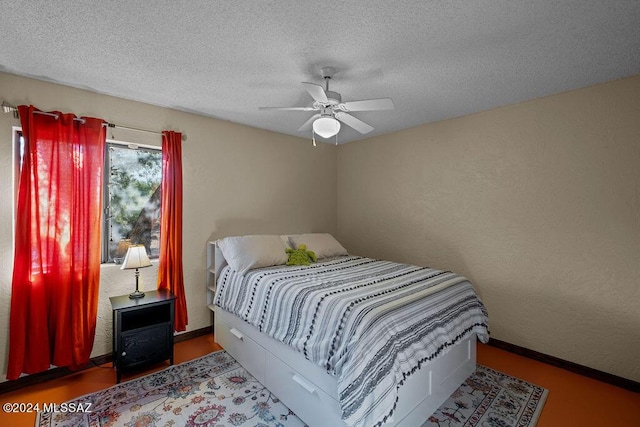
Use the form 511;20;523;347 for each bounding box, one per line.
121;245;152;299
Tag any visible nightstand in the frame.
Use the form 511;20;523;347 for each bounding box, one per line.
110;289;176;383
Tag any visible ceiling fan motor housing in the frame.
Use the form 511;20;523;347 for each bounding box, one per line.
325;91;342;104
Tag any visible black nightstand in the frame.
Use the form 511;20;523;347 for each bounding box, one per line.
110;289;176;383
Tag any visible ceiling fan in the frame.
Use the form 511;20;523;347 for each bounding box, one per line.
259;66;394;140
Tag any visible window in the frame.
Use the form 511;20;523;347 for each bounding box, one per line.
13;128;24;197
104;142;162;263
13;130;163;264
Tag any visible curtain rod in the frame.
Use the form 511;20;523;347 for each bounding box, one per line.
2;101;187;141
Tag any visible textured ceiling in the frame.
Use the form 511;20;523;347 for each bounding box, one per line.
1;1;639;144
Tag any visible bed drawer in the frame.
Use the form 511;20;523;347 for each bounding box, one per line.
215;317;266;383
264;351;344;427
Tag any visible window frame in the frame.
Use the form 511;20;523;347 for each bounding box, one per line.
12;127;24;249
102;139;162;264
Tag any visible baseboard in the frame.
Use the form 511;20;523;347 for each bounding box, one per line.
487;338;640;393
0;326;212;395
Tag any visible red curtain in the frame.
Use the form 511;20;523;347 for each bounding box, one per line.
7;106;106;380
157;131;188;331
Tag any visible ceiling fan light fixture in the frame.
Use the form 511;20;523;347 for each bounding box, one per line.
313;116;341;138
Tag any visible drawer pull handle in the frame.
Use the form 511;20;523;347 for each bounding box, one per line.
230;328;244;341
292;374;316;394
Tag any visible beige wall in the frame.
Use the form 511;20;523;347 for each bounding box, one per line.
2;71;639;384
0;72;337;383
337;75;640;382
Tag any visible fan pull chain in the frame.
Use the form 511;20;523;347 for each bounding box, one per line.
312;130;317;147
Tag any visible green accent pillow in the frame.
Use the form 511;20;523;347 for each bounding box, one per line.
285;244;317;266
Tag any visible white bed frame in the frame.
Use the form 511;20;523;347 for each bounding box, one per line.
212;243;477;427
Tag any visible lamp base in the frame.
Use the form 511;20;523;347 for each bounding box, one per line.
129;290;145;299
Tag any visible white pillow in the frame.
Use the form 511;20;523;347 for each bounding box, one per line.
288;233;348;259
217;235;288;275
279;235;292;248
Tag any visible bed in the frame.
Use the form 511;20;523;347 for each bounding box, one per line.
212;234;489;427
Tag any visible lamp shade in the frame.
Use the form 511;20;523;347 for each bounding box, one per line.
120;245;152;270
313;116;341;138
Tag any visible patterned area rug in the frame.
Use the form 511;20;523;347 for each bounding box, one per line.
36;351;547;427
421;365;548;427
36;351;304;427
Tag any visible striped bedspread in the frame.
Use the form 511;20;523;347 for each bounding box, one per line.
214;256;489;427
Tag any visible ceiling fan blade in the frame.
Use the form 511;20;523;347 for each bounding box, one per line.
297;114;321;132
335;112;374;134
302;82;329;103
259;106;315;111
340;98;394;112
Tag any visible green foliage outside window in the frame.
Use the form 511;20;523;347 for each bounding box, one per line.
107;144;162;262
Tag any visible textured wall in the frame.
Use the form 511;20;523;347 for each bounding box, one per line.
3;70;638;384
337;75;640;382
0;72;337;382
